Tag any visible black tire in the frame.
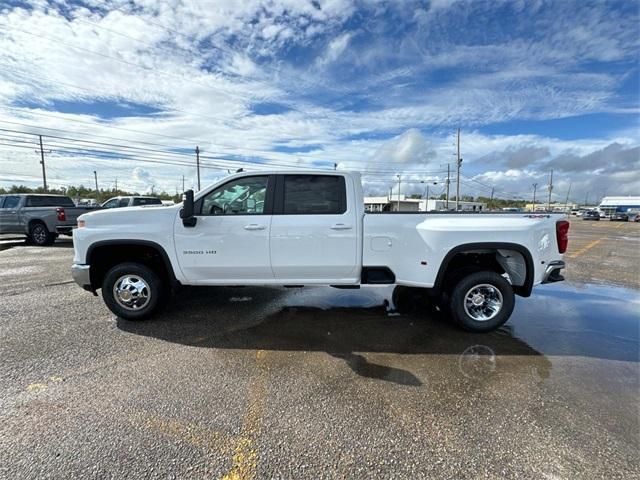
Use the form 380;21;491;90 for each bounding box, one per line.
101;262;164;320
29;222;55;246
449;271;515;333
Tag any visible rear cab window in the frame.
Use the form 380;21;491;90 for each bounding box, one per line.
281;175;346;214
26;196;75;207
132;197;162;206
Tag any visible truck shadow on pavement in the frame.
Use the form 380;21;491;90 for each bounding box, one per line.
117;286;558;386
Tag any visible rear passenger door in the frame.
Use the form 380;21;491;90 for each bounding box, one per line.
270;174;358;281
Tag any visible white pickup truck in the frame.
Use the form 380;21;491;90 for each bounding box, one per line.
71;170;569;332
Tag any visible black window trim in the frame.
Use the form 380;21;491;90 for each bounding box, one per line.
195;174;275;216
274;174;347;215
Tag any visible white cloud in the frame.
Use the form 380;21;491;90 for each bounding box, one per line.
317;32;353;66
0;0;637;203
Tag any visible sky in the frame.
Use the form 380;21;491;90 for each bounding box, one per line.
0;0;638;203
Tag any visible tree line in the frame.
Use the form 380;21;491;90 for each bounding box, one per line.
0;185;181;203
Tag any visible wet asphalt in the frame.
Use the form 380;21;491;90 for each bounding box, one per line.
0;234;639;479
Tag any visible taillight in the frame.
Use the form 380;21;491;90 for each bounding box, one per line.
56;207;66;221
556;220;569;254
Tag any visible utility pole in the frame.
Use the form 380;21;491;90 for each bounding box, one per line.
456;128;461;211
445;163;450;210
396;175;401;211
182;175;185;193
93;171;99;202
489;187;494;210
115;178;118;192
547;169;553;212
564;182;572;211
532;183;538;212
584;192;589;207
195;146;201;191
34;135;50;192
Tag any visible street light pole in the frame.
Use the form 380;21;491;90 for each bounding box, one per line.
195;146;201;191
456;128;461;211
93;171;99;202
547;169;553;211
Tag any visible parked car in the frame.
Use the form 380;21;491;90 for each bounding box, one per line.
77;198;100;206
71;170;569;333
582;211;600;221
610;212;629;222
0;194;97;245
101;196;163;209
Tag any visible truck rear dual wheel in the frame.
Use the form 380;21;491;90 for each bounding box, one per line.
28;222;56;246
449;271;515;333
101;262;165;320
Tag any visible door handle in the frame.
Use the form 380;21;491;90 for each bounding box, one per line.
330;223;352;230
244;224;266;230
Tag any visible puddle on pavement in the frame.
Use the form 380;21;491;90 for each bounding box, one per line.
117;281;639;372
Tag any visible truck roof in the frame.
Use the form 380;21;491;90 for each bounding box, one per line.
3;193;71;197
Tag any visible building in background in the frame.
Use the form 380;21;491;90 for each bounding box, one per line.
364;195;486;212
598;196;640;215
525;202;579;212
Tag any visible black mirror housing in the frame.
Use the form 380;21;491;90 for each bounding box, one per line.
180;190;197;227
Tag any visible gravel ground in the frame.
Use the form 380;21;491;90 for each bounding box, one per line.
0;228;638;479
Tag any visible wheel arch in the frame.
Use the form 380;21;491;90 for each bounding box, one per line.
86;240;178;290
434;242;534;297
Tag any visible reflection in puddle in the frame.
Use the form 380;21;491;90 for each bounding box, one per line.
458;345;497;379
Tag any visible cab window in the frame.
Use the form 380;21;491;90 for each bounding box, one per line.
282;175;346;214
132;197;161;206
102;198;120;209
201;176;268;215
3;196;20;209
118;198;130;208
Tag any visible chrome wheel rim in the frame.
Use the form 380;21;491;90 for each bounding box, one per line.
113;275;151;311
463;284;503;322
33;225;47;244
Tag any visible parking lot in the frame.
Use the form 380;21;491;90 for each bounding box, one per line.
1;219;638;479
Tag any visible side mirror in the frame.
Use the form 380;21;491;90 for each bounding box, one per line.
180;190;197;227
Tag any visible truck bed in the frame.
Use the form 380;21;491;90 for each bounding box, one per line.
363;212;565;288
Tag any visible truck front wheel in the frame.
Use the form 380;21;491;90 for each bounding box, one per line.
449;271;514;333
101;262;164;320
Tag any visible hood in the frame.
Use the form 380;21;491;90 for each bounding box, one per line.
79;204;180;225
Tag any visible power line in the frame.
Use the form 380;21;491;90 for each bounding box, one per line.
0;122;455;176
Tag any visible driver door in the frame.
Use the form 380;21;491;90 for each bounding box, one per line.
174;175;274;283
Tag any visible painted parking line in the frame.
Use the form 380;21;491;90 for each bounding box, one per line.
568;238;603;259
222;349;269;480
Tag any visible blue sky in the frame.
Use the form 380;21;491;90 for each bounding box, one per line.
0;0;638;201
